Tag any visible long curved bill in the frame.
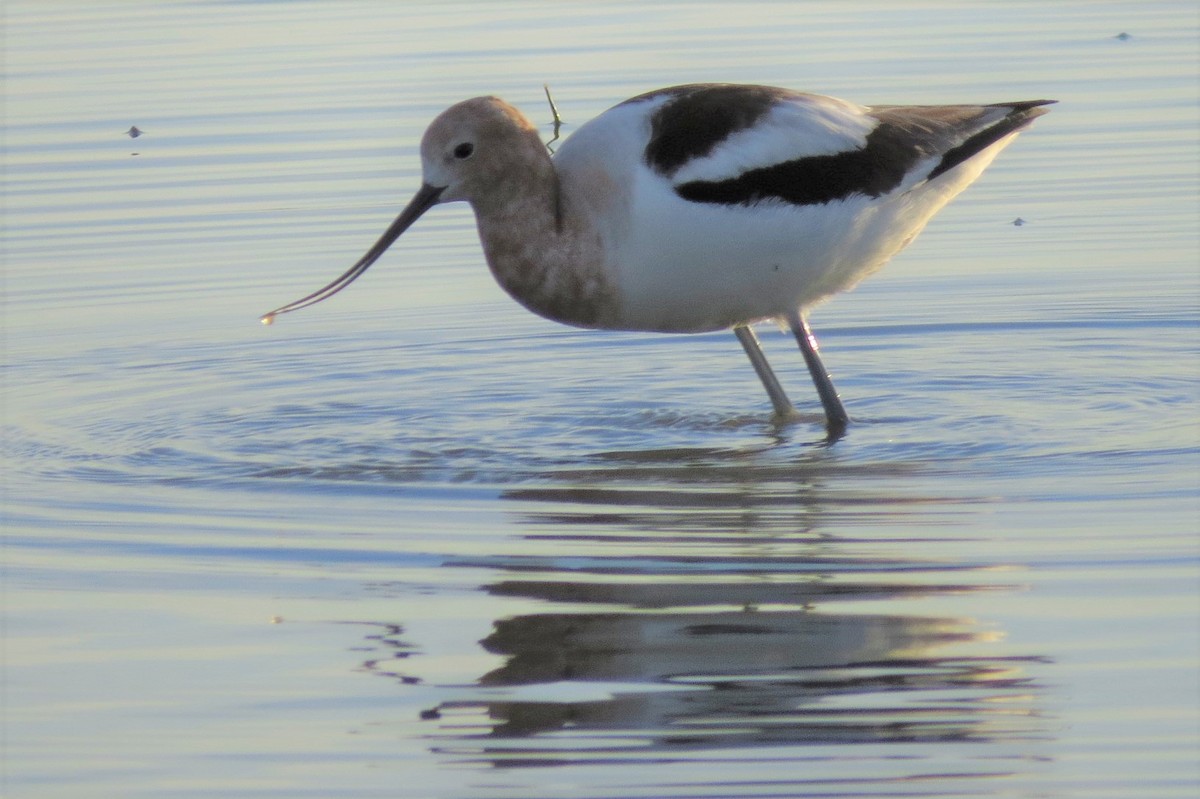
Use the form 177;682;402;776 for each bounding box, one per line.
260;182;445;324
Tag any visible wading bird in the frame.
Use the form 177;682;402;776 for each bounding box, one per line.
263;84;1053;438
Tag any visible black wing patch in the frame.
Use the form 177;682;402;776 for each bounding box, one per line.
675;122;921;207
641;84;791;175
666;98;1055;208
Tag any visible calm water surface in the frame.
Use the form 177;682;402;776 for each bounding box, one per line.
4;2;1198;798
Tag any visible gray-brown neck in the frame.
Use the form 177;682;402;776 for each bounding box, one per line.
471;145;616;329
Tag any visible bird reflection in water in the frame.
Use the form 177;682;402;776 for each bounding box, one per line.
356;449;1050;769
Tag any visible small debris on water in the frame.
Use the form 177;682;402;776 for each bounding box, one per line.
542;83;564;152
269;615;284;624
125;126;143;138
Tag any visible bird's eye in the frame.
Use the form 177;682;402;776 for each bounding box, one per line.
453;142;474;159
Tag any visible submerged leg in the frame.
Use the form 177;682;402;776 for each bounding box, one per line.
733;324;795;418
785;309;849;433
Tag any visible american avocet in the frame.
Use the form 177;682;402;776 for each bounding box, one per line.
263;84;1053;435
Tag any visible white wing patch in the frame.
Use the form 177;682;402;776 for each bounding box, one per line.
670;95;877;185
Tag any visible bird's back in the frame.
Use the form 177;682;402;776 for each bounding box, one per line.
552;85;1052;332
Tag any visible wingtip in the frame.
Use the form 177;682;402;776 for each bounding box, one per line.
993;99;1058;114
925;99;1055;181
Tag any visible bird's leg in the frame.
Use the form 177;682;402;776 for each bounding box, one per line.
733;325;796;419
785;309;849;434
